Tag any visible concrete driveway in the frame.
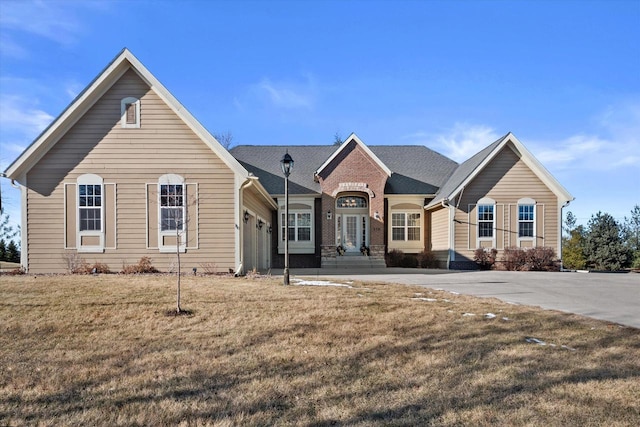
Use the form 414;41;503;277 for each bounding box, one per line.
290;269;640;328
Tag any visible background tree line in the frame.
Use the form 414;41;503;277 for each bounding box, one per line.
0;207;20;263
563;205;640;271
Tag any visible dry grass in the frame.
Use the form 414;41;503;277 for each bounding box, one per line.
1;274;638;426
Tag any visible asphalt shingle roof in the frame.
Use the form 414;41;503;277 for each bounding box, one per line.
425;133;509;208
230;144;459;196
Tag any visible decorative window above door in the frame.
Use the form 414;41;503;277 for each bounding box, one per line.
336;195;367;208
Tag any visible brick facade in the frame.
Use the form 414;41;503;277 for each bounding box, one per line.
316;140;389;263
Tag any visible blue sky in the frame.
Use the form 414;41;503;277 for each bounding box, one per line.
1;0;639;236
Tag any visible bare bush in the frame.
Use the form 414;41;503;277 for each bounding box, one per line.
474;248;497;270
417;250;438;268
386;249;404;267
121;257;159;274
199;262;218;275
62;250;87;274
500;247;557;271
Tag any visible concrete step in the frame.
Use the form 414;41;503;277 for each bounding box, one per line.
321;255;387;269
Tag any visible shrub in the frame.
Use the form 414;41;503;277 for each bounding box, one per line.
500;247;557;271
399;254;418;268
386;249;404;267
474;248;497;270
62;250;86;274
526;247;557;271
417;250;438;268
71;262;112;275
501;247;528;271
122;256;159;274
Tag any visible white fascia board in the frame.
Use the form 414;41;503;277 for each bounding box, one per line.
4;53;131;180
123;50;249;179
314;133;392;177
444;132;574;205
5;48;251;183
445;135;511;205
248;176;278;210
506;134;574;203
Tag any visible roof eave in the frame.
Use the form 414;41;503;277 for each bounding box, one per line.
314;133;392;177
5;48;250;181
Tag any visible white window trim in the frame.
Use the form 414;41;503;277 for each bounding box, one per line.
476;197;496;249
77;173;104;253
277;197;315;254
121;97;140;128
388;210;424;252
517;198;536;245
158;174;186;253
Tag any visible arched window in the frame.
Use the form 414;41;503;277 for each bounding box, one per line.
517;198;536;239
158;174;185;233
78;174;103;232
477;197;495;240
336;195;367;208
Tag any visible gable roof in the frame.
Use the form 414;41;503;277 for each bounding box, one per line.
4;48;250;181
425;132;574;209
230;143;458;196
315;133;392;177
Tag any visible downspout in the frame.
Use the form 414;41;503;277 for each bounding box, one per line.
237;177;255;276
559;199;571;272
441;198;452;269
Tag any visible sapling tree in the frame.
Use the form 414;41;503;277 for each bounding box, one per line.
159;177;197;313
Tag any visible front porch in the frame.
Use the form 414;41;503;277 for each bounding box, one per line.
320;244;386;269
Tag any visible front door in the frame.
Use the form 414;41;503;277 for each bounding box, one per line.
343;215;360;252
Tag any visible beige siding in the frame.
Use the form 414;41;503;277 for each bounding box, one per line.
430;206;449;250
452;144;560;263
26;68;238;273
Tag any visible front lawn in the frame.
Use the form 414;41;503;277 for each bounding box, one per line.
1;274;638;426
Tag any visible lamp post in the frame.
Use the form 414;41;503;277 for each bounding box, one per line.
280;151;294;285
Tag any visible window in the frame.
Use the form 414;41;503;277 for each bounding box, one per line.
75;173;105;253
121;97;140;128
518;204;535;238
281;212;311;241
391;212;421;241
79;184;102;231
478;205;494;238
336;195;367;208
160;183;185;232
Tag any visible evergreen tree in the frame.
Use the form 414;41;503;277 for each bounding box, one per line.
0;207;20;250
584;212;630;270
622;205;640;268
6;240;20;263
0;238;6;262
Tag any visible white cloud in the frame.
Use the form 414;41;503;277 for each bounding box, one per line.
254;76;316;110
405;123;501;162
0;0;82;45
531;102;640;171
0;0;112;57
0;96;54;139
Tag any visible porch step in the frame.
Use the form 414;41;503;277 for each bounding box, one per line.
321;255;387;269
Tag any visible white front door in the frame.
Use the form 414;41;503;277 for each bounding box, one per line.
343;215;360;252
